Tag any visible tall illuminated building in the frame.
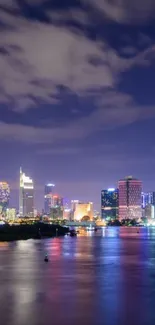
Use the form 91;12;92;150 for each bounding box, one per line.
101;188;119;220
6;208;16;220
141;192;153;208
51;195;63;208
19;167;34;216
71;200;79;220
0;182;10;213
71;200;79;212
50;195;63;219
118;176;142;220
44;184;55;214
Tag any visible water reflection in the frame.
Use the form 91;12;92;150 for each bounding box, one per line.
0;228;155;325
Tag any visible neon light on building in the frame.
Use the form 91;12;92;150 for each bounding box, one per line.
19;167;34;216
44;183;55;214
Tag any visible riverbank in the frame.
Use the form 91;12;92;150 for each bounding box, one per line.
0;223;69;241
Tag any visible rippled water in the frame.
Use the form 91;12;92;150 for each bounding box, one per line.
0;227;155;325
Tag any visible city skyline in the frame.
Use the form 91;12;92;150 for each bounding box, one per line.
0;2;155;325
1;170;155;221
1;168;155;213
0;1;155;214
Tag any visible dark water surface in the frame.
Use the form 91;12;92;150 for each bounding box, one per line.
0;227;155;325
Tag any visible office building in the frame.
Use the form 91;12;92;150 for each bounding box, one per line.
6;208;16;220
142;192;153;208
63;208;71;220
73;202;93;221
101;188;119;220
118;176;142;220
34;208;38;218
71;200;79;212
50;195;63;219
152;192;155;205
144;204;155;219
19;167;34;217
51;195;63;208
0;182;10;213
44;183;55;214
71;200;79;220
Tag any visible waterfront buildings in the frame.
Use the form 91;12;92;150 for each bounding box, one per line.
118;176;142;220
101;188;119;220
0;182;10;214
73;202;93;221
71;200;79;220
51;195;63;208
63;208;71;220
50;194;63;219
141;192;154;208
44;183;55;214
6;208;16;220
144;204;155;219
19;168;34;217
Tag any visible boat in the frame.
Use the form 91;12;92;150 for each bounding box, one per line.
44;254;49;262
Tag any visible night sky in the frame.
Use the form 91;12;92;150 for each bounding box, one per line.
0;0;155;211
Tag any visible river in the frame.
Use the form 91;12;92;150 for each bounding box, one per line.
0;227;155;325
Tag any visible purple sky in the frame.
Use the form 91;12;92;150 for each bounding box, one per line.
0;0;155;211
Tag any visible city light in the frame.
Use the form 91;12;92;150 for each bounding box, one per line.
0;182;10;213
1;169;155;226
19;168;34;217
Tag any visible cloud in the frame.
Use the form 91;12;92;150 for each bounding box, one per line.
0;1;154;140
48;8;90;26
0;0;19;9
0;10;116;111
0;88;155;144
0;120;87;144
0;6;154;112
85;0;155;24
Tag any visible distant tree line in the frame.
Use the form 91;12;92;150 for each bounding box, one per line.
0;222;69;241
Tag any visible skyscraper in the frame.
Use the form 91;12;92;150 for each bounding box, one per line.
101;188;119;220
19;167;34;217
0;182;10;214
141;192;153;208
50;195;63;219
51;195;63;208
44;183;55;214
118;176;142;220
71;200;79;220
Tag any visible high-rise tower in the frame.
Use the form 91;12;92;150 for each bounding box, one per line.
118;176;142;220
44;184;55;214
19;167;34;216
101;188;119;219
0;182;10;213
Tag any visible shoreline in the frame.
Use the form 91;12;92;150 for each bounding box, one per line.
0;222;69;242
